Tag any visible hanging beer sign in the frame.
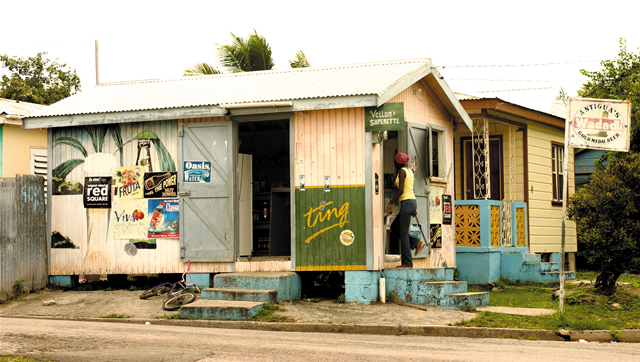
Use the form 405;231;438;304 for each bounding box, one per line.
567;97;631;152
364;102;405;132
144;172;178;198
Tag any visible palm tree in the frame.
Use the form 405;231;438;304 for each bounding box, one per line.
183;30;310;76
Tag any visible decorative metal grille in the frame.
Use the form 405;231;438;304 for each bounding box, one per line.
502;125;517;247
516;207;526;246
472;118;490;199
455;205;481;246
491;205;501;247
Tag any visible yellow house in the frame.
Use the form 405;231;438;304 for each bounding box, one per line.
453;94;576;284
0;98;47;179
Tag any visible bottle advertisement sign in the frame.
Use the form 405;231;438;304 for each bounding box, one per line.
143;172;178;198
364;102;405;132
147;199;179;238
567;97;631;152
183;161;211;183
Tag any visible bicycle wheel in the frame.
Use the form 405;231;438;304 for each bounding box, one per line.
162;292;196;311
139;283;172;299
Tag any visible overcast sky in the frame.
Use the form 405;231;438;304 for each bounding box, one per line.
2;0;639;114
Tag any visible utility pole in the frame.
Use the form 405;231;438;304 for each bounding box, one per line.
95;40;99;85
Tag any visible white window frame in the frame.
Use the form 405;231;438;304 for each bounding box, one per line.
429;124;447;183
551;143;564;203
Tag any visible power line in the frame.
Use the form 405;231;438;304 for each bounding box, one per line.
449;79;585;82
438;60;602;68
475;87;554;93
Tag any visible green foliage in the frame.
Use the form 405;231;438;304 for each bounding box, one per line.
289;50;310;68
337;293;346;303
12;280;24;297
99;313;131;318
455;281;640;330
251;303;294;322
0;52;81;105
568;153;640;293
571;39;640;292
184;30;310;76
154;313;181;319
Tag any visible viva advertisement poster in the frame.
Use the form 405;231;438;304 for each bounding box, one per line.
114;166;144;200
147;198;179;238
112;198;149;239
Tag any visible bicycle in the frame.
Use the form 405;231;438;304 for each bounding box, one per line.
139;261;201;311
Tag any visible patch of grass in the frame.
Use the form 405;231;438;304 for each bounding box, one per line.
1;357;57;362
154;313;181;319
336;294;346;303
99;313;131;319
304;298;320;302
251;303;295;323
456;281;640;331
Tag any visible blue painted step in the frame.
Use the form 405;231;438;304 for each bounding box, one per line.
180;299;263;320
213;272;301;302
383;268;490;309
201;288;278;303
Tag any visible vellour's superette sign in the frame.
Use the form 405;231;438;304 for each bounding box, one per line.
567;98;631;152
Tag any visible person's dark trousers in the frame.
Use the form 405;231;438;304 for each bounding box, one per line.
390;199;421;267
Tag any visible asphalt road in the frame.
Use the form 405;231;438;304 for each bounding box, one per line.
2;317;639;362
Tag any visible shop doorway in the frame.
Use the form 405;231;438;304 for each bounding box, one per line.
238;119;292;258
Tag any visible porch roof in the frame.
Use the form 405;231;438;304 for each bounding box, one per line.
23;59;472;130
456;96;565;129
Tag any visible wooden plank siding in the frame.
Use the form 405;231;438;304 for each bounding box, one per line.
50;116;291;275
526;123;576;253
387;83;456;269
453;110;577;254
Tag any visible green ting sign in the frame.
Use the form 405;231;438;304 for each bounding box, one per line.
365;102;404;132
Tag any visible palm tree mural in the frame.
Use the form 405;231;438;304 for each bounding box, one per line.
53;124;176;270
183;29;310;76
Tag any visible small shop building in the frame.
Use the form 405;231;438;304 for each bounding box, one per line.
25;59;484;306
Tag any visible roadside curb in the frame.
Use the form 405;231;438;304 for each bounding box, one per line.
3;314;638;342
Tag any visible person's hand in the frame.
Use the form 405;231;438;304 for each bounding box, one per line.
413;210;418;217
386;204;393;216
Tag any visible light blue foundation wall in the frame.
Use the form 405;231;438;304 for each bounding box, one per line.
455;200;535;284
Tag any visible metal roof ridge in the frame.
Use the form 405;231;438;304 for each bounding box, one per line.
95;58;435;87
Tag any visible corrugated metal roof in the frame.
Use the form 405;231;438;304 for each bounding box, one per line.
0;98;45;117
27;59;435;118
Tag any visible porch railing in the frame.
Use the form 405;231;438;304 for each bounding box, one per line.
455;200;527;248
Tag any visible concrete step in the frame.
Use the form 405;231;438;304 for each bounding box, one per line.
521;253;542;263
201;288;278;303
213;272;301;302
542;271;576;280
522;262;559;273
179;299;264;320
440;292;490;309
383;268;455;304
417;281;468;306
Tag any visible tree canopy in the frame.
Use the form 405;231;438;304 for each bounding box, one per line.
0;52;81;105
568;39;640;294
184;30;310;76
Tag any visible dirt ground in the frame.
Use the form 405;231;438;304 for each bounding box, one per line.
0;288;477;326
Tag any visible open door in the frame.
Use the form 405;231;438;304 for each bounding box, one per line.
179;122;235;262
403;122;430;258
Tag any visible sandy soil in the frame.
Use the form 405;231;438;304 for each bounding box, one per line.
0;289;477;326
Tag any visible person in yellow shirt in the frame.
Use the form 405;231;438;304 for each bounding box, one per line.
386;153;426;269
